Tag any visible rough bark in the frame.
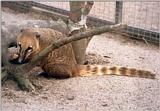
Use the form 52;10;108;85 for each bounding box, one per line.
1;67;9;84
1;26;35;91
69;1;94;64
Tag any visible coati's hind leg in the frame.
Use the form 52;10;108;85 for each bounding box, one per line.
43;64;73;79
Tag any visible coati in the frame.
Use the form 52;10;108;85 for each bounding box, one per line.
2;19;69;64
15;28;155;79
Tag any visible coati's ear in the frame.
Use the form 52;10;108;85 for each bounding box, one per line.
20;29;24;32
35;32;41;39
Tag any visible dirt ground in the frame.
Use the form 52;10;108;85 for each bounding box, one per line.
1;7;160;111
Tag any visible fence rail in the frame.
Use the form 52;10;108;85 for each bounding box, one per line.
2;1;160;44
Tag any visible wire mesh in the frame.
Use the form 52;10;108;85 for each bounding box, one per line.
38;1;159;44
122;2;160;42
39;2;70;11
39;2;115;22
123;2;159;32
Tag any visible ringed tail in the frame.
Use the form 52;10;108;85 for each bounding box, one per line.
75;65;155;79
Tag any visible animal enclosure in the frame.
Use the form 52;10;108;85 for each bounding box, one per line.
1;1;160;111
40;1;160;44
40;1;160;43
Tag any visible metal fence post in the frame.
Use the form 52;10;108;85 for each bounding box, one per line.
115;1;123;24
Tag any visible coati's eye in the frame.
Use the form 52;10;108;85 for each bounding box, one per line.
17;42;21;48
20;29;24;32
36;33;41;38
26;46;33;52
18;42;21;47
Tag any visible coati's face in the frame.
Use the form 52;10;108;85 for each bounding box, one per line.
17;29;41;63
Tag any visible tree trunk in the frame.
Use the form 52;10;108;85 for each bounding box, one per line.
69;1;94;64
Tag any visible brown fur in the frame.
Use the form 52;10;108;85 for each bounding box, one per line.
16;28;155;79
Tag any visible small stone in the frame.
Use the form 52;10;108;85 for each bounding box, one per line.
41;96;48;100
139;56;144;59
66;95;75;100
102;103;108;107
103;55;111;58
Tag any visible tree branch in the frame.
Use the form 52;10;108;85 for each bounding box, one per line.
3;23;126;91
7;24;127;75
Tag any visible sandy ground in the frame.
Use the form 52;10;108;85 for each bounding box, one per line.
1;7;160;111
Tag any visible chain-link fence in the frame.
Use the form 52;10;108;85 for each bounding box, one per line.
2;1;160;44
39;1;159;44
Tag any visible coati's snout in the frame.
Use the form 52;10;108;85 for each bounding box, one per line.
17;42;33;64
16;29;41;64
